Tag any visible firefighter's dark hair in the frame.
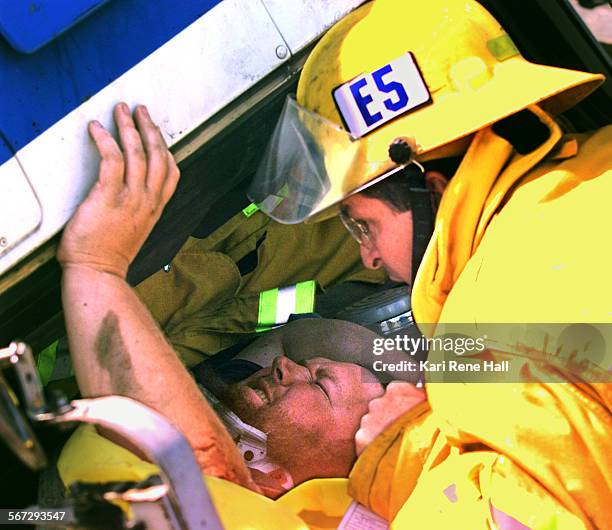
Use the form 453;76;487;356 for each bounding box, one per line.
360;157;460;211
359;166;417;213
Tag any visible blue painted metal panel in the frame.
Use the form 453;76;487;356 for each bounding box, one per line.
0;132;15;162
0;0;221;166
0;0;113;54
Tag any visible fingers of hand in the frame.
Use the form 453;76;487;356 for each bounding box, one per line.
88;120;125;193
363;382;425;421
359;409;378;433
355;406;387;455
386;381;412;393
114;103;146;189
355;383;427;455
386;381;426;401
355;406;395;455
354;427;370;456
89;104;180;222
367;395;386;415
161;150;181;205
134;105;172;198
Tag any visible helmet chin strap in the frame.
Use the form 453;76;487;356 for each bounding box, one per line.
387;138;435;286
407;169;435;286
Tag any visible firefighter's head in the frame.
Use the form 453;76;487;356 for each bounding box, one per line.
249;0;602;252
341;166;447;283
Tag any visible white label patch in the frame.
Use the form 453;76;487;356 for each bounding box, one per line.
337;501;389;530
333;52;431;138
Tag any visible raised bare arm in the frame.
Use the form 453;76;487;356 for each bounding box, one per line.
58;103;256;491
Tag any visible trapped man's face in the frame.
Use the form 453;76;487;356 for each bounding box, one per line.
222;355;383;484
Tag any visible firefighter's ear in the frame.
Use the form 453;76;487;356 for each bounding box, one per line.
425;170;448;211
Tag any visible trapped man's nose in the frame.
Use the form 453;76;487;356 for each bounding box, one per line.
272;355;308;386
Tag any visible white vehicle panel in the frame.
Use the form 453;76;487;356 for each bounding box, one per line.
0;0;286;277
0;159;42;257
262;0;367;54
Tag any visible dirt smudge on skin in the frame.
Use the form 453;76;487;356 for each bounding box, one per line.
94;311;143;395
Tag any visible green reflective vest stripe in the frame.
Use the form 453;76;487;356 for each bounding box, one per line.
36;340;58;386
242;203;259;218
257;280;316;332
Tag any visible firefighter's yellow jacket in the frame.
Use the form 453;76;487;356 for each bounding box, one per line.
347;108;612;529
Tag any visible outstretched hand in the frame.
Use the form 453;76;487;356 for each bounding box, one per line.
58;103;180;278
355;381;426;455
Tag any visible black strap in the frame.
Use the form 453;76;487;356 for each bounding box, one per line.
407;169;434;285
492;108;550;154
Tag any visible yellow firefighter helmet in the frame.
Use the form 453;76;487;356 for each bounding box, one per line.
249;0;603;223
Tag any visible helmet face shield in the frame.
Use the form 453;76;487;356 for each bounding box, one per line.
248;96;362;224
